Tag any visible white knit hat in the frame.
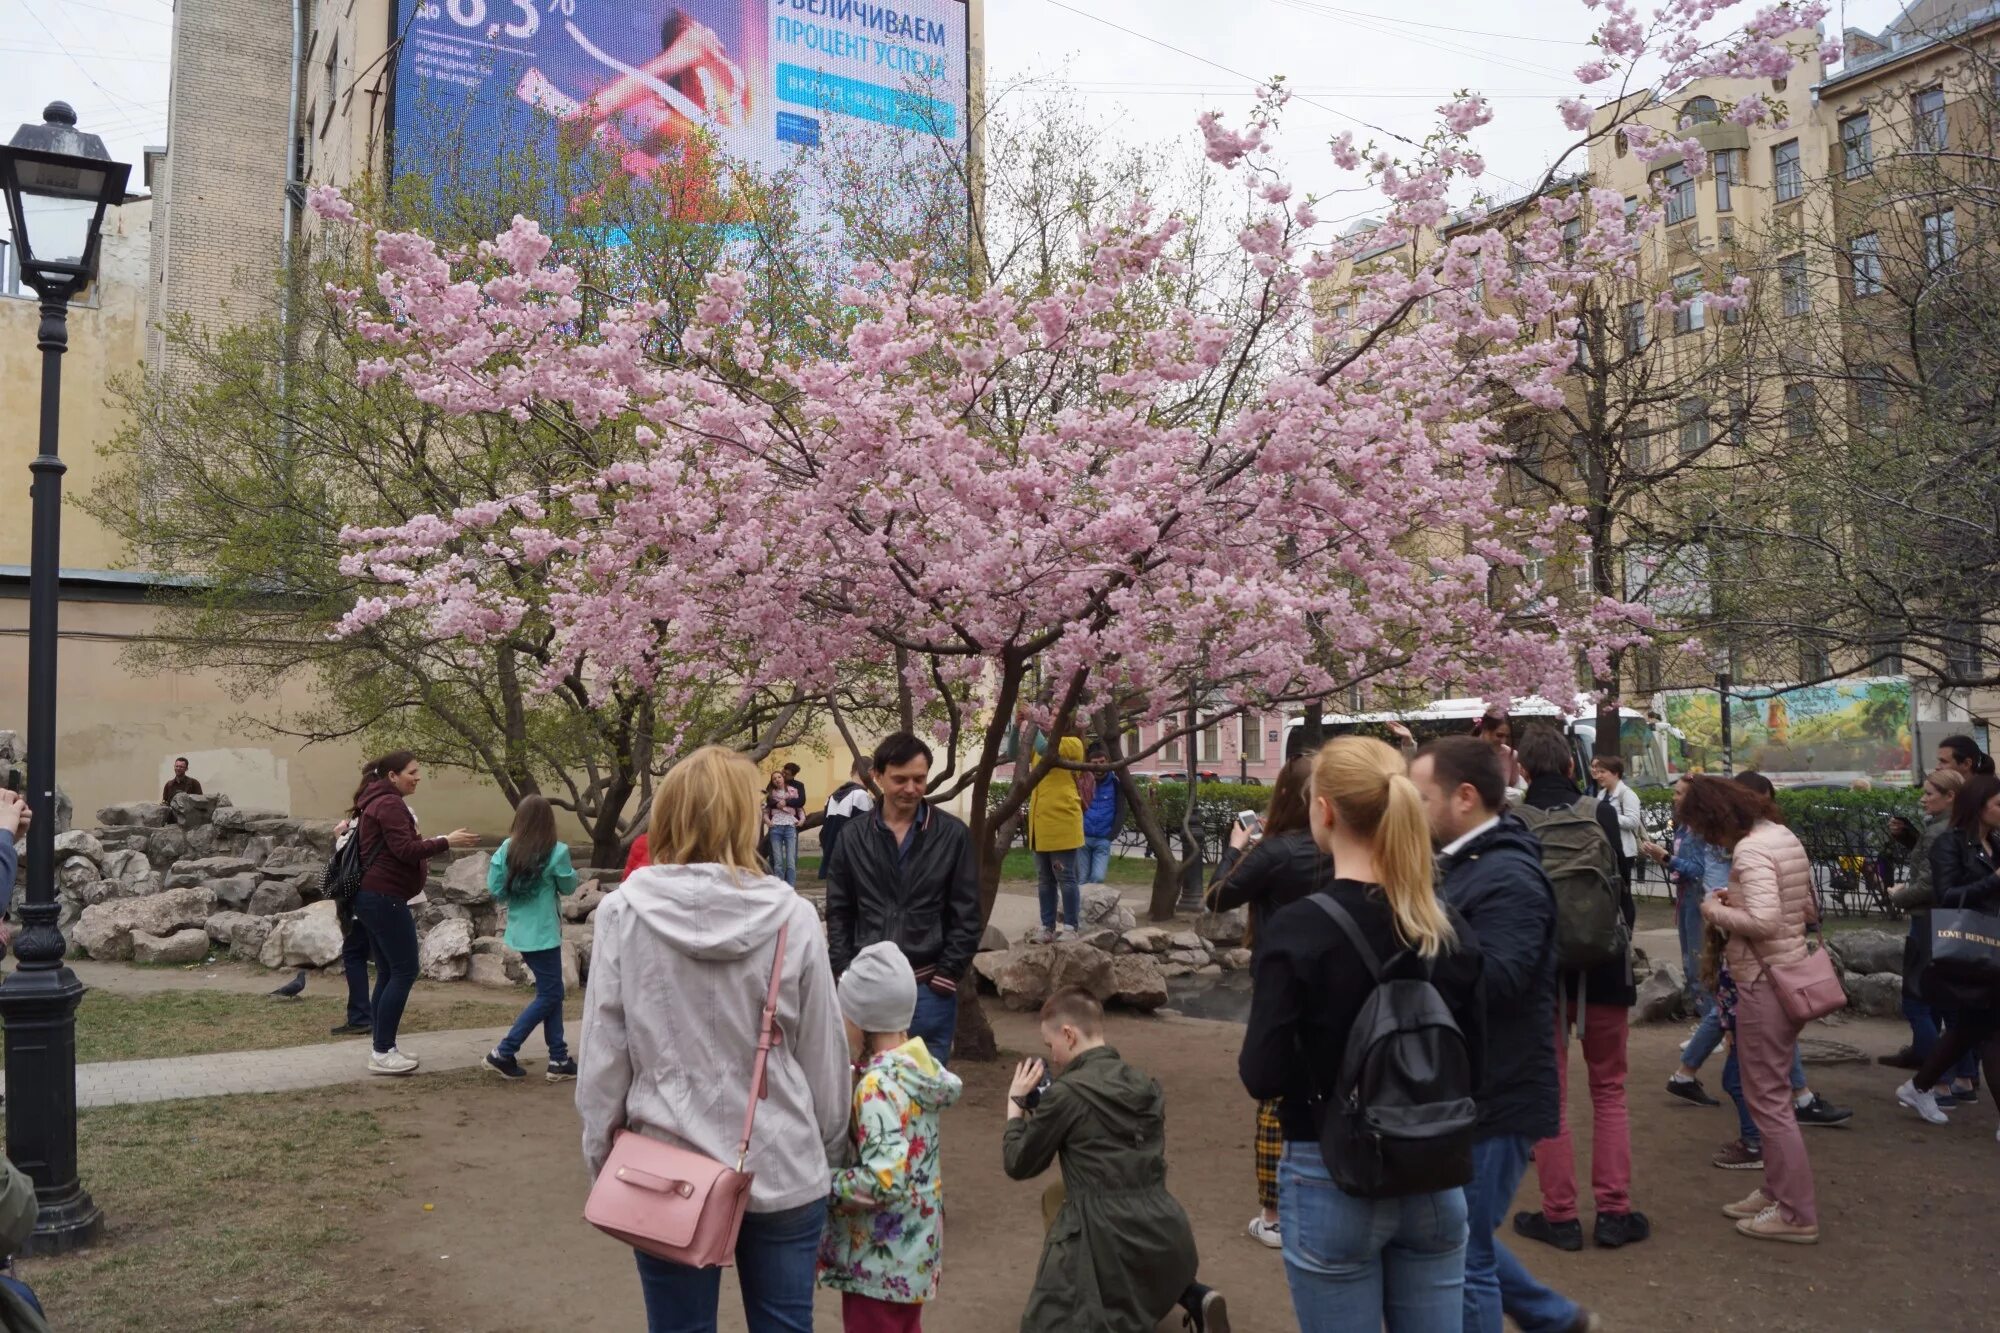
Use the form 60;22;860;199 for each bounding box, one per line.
839;941;918;1034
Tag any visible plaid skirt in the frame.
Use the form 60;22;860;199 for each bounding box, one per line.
1254;1098;1283;1210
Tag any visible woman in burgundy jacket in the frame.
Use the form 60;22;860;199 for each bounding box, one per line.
350;751;476;1075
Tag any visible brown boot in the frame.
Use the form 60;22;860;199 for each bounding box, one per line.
1721;1188;1772;1220
1736;1206;1819;1244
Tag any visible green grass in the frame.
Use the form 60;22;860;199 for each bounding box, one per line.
800;848;1158;886
0;991;553;1067
18;1078;445;1330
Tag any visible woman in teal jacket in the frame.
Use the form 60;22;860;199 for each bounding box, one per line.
483;795;579;1082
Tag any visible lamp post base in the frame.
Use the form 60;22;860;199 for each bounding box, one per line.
0;959;102;1255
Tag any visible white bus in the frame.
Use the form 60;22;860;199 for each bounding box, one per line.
1284;695;1673;789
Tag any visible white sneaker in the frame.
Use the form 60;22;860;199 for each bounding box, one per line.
1247;1215;1282;1249
1025;926;1054;945
1054;925;1080;943
1896;1080;1947;1125
369;1048;419;1076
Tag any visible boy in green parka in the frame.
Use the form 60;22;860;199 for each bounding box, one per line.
1002;988;1230;1333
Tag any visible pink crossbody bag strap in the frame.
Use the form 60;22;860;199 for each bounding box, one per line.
733;919;790;1170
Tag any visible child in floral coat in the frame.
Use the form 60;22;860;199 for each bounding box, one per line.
820;942;964;1331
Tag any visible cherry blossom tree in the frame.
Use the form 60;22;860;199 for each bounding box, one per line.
306;0;1828;1054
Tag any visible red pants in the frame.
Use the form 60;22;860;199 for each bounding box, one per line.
843;1292;923;1332
1533;1000;1633;1222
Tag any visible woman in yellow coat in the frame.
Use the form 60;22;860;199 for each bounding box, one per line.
1027;736;1089;941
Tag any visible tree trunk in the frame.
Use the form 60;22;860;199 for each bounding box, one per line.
1126;773;1187;922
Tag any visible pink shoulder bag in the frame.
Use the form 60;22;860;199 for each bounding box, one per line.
1755;931;1847;1026
583;921;790;1268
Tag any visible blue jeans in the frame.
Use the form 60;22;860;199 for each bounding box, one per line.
911;983;958;1067
1683;1004;1725;1071
634;1197;826;1332
1035;849;1080;929
1940;1010;1984;1085
352;891;419;1055
1079;836;1113;885
1463;1136;1578;1333
767;824;797;886
1904;995;1941;1062
1676;887;1715;1019
0;1274;43;1316
496;946;567;1062
1277;1140;1466;1333
1723;1043;1809;1145
338;907;372;1027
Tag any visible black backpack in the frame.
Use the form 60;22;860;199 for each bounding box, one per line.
323;816;381;908
1309;894;1478;1199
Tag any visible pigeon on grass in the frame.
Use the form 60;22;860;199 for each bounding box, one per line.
268;970;307;999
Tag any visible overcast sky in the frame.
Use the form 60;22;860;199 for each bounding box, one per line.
1;0;1907;220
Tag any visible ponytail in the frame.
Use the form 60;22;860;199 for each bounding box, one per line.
351;749;416;815
1312;738;1458;959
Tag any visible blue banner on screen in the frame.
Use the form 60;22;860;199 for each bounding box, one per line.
390;0;970;223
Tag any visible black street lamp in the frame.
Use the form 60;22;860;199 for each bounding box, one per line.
0;101;129;1254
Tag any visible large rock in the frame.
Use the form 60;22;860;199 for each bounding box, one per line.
239;835;276;867
418;918;473;981
166;856;261;888
96;801;167;828
559;939;582;991
141;826;188;872
1108;954;1169;1011
1168;930;1205;952
1843;970;1899;1017
1218;947;1254;971
170;792;223;829
562;879;606;923
467;952;517;989
248;880;304;917
132;927;210;966
100;848;155;884
257;901;344;969
205;910;254;946
1079;885;1138;934
438;851;493;906
73;885;217;961
971;950;1006;992
213;806;295;835
1633;965;1686;1023
1121;927;1170;955
976;922;1009;954
80;878;156;909
53;831;103;865
413;899;472;934
59;857;98;896
223;914;276;959
293;820;341;855
1078;928;1121;953
208;874;261;913
561;922;594;980
1166;947;1210;968
1192;909;1247;948
1827;929;1904;977
991;942;1115;1012
468;901;505;940
261;845;322;878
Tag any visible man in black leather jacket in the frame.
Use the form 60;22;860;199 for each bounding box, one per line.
825;731;983;1064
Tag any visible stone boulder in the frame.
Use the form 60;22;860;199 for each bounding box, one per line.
418;918;473;981
971;950;1006;993
53;831;103;864
1632;965;1686;1023
1192;909;1247;948
1218;947;1254;971
467;952;517;989
205;910;254;946
1121;927;1170;955
213;806;294;835
1107;954;1169;1011
73;885;217;961
976;922;1009;954
1166;947;1210;968
59;857;98;896
143;826;189;872
468;901;505;940
1078;928;1122;953
562;878;607;923
247;880;304;917
257;901;344;969
239;836;276;867
261;845;322;877
559;939;583;991
990;942;1115;1012
561;922;594;980
208;874;260;913
100;848;155;884
413;899;472;934
1159;959;1194;978
294;820;341;855
1079;884;1138;934
1827;929;1903;977
96;801;167;829
1843;970;1899;1017
132;927;210;966
438;851;493;906
170;792;224;829
222;914;276;959
80;878;156;909
166;856;261;888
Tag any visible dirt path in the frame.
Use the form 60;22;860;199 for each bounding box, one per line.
68;957;510;1010
327;1008;1998;1333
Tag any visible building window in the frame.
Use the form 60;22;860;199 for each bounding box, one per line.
1721;260;1743;325
1510;244;1531;285
322;39;338;137
1784;381;1815;440
1680;95;1720;127
1849;232;1882;297
1673;271;1705;334
1779;252;1809;317
1773;139;1802;202
1798;635;1833;681
1199;721;1222;765
1561;217;1581;264
1923;209;1958;271
1840;113;1872;178
1626;416;1652;471
1162;728;1180;764
1714;149;1742;211
1622;300;1648;354
1915;87;1947;152
1622;195;1638;229
1663;163;1695;224
1240;716;1264;764
1678;396;1709;454
1856;365;1890;426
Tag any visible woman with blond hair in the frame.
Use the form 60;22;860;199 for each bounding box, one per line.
1239;737;1485;1333
577;745;849;1333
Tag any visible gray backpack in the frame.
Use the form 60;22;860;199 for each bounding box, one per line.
1515;798;1626;971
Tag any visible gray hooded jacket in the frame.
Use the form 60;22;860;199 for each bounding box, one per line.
577;863;850;1212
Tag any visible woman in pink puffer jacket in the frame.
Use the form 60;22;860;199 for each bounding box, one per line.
1682;776;1821;1246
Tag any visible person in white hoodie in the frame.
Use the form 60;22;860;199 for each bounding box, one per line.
578;745;850;1333
1591;755;1644;894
